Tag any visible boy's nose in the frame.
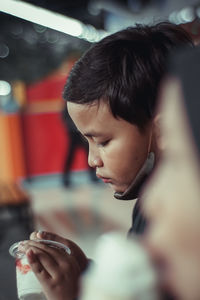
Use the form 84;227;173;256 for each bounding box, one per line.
88;152;103;168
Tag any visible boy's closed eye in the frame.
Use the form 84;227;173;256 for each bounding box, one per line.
97;140;110;147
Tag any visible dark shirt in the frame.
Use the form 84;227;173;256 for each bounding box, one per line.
128;199;147;236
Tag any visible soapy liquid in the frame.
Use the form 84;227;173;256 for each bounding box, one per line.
16;259;31;274
16;257;46;299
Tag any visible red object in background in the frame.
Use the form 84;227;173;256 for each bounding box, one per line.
22;73;89;177
26;75;66;102
22;111;88;176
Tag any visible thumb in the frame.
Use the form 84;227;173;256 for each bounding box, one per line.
31;230;67;244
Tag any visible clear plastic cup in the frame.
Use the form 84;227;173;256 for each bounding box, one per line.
9;239;71;300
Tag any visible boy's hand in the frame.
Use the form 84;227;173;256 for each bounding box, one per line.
24;240;79;300
30;231;88;272
19;231;90;300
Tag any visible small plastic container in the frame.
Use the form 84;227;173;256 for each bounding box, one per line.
9;239;71;300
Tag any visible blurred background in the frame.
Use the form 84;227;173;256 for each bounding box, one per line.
0;1;200;299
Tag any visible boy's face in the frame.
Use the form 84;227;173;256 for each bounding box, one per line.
67;100;153;193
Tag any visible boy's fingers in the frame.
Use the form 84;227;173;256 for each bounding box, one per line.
30;231;38;240
30;231;84;258
31;231;68;246
39;231;70;246
27;246;76;280
26;248;51;280
23;240;70;262
27;246;64;280
28;233;88;270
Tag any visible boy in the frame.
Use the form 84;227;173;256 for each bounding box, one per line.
63;21;193;235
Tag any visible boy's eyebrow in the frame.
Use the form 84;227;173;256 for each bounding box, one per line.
84;131;103;138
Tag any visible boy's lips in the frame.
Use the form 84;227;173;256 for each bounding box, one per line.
96;174;112;183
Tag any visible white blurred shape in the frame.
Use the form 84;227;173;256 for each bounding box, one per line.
0;0;83;37
0;81;11;96
0;43;9;58
81;232;158;300
169;10;179;23
178;6;195;23
0;0;108;42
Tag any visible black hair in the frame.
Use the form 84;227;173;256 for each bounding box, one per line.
63;22;193;129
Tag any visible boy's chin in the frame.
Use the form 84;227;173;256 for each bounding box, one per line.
111;183;127;194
